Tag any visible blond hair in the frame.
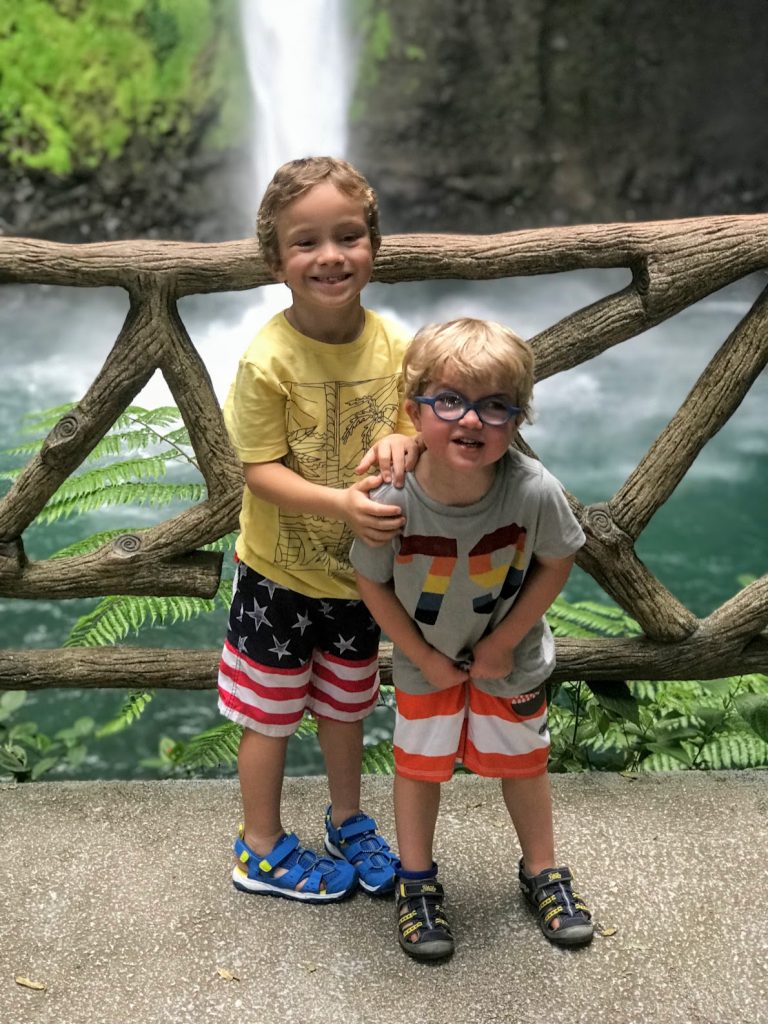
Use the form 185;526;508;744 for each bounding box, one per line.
256;156;381;272
403;318;535;422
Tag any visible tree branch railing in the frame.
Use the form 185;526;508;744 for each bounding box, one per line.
1;214;767;691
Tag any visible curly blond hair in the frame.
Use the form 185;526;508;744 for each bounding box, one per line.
403;318;535;422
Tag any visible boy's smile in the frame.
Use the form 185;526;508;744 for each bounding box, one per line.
274;181;374;341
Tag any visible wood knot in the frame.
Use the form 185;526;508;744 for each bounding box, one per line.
112;533;142;556
632;262;651;295
41;413;82;465
586;503;616;538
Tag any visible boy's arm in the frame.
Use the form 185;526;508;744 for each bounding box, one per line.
355;433;424;487
355;573;470;691
470;553;575;682
243;461;406;546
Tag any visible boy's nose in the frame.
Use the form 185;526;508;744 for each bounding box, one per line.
458;407;483;427
318;240;343;263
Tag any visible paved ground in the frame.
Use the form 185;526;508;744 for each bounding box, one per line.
1;772;767;1024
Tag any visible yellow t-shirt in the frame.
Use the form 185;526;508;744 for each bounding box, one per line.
224;309;414;599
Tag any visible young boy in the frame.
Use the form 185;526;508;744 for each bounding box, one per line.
218;157;420;903
351;317;594;959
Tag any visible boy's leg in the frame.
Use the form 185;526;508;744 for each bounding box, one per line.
500;772;555;877
394;773;441;872
238;726;289;855
316;716;362;826
218;567;358;901
310;601;397;894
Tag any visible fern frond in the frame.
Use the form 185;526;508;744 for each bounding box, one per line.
549;597;641;638
362;739;396;775
37;482;206;523
53;457;170;498
96;691;156;737
22;403;77;431
123;405;183;428
65;591;220;647
202;532;239;555
295;715;318;738
638;752;688;772
698;731;768;769
173;722;242;768
0;439;46;458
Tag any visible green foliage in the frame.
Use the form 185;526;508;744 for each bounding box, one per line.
0;690;95;782
0;0;245;174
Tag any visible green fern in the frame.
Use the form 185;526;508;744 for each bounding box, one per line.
362;739;396;775
96;691;156;737
165;721;243;769
65;579;231;647
549;596;642;638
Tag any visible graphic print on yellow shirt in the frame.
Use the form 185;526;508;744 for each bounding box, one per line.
224;310;413;600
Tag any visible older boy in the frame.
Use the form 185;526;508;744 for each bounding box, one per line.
351;317;594;959
218;157;419;902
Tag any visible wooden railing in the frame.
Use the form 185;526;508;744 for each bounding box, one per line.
1;214;767;692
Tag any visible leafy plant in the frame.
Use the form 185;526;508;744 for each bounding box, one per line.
1;402;235;766
0;0;245;174
547;595;768;773
0;690;94;782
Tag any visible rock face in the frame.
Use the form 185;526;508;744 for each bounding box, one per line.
347;0;768;234
4;0;767;242
0;138;255;244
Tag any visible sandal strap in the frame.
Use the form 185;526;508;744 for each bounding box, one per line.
336;815;378;842
522;865;592;928
235;832;333;895
397;879;452;941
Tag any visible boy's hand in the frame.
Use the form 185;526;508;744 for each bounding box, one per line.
469;636;515;683
355;433;422;488
418;648;471;691
342;475;405;545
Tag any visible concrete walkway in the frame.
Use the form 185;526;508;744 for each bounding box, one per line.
1;772;766;1024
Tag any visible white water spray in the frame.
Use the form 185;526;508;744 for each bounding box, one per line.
239;0;352;214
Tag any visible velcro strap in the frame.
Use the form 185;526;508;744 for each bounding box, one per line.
234;832;298;873
399;879;443;900
338;816;376;842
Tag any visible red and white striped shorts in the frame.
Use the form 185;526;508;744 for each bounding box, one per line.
218;564;381;737
393;682;550;782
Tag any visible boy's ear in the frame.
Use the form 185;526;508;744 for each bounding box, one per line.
405;398;421;430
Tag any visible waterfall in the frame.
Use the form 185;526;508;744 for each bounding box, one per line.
239;0;352;217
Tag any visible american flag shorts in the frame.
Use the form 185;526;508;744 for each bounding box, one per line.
218;563;381;736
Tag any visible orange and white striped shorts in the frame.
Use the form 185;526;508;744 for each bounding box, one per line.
393;682;550;782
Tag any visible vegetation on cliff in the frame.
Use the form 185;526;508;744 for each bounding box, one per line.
0;0;246;176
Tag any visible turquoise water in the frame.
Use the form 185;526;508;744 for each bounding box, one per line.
1;270;766;778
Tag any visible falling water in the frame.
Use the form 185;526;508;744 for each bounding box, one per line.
239;0;352;214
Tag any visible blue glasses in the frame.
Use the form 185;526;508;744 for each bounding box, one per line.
413;390;521;426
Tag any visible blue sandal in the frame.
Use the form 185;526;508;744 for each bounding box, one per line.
324;807;397;895
232;828;358;903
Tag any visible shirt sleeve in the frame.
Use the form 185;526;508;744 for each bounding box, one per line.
533;467;586;559
223;356;289;464
349;535;396;583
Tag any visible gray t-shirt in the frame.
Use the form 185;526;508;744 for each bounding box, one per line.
350;448;585;696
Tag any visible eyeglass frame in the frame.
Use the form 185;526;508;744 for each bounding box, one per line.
412;390;521;426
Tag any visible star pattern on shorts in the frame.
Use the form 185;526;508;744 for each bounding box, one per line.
244;600;272;632
334;634;357;655
292;611;312;635
237;636;249;654
319;600;335;619
258;577;285;599
268;636;292;661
